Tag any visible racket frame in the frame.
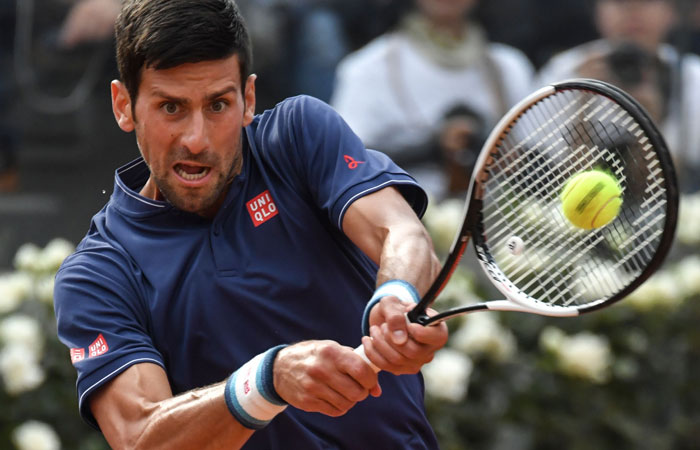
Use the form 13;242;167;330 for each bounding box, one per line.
409;79;679;326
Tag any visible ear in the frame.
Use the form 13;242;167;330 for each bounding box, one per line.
111;80;135;132
242;74;257;127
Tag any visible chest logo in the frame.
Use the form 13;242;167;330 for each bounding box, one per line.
246;190;279;227
344;155;365;170
88;334;109;358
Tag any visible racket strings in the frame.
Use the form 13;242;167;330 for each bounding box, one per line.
478;89;669;307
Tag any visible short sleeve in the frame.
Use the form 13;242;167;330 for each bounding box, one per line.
54;244;164;429
250;95;428;230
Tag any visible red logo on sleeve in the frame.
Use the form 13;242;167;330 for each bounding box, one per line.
246;190;279;227
70;348;85;364
344;155;365;169
88;334;109;358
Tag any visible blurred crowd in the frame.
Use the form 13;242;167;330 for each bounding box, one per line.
1;0;700;198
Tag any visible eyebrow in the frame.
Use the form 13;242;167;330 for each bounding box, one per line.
151;85;239;104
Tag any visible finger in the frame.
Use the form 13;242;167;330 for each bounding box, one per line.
300;386;356;417
378;298;411;345
371;324;412;367
361;334;392;370
342;350;380;391
406;321;449;347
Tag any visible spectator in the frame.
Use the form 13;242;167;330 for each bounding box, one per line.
0;0;17;192
58;0;121;49
331;0;535;199
537;0;700;192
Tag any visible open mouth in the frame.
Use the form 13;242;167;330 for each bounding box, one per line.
174;163;210;182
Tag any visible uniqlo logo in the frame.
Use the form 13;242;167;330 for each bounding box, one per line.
70;348;85;364
88;334;109;358
246;190;279;227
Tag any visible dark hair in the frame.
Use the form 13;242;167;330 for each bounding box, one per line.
115;0;253;104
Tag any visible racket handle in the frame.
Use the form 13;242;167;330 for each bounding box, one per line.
353;345;380;373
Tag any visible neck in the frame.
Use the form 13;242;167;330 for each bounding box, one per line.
140;177;162;201
425;15;467;38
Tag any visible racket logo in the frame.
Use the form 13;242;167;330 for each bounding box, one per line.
343;155;365;170
246;190;279;227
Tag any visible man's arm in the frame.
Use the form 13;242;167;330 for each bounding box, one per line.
91;342;380;449
91;363;253;449
342;186;448;374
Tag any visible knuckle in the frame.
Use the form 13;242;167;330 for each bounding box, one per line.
317;341;341;360
306;364;327;381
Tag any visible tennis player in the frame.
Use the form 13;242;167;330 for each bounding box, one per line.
53;0;448;448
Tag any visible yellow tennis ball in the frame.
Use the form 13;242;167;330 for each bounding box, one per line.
560;170;622;230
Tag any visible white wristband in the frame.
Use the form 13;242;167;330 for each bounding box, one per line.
361;280;419;335
224;345;287;430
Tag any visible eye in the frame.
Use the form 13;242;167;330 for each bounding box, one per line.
162;102;179;115
210;100;228;113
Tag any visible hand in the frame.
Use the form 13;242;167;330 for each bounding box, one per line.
361;297;448;375
439;117;476;157
272;341;381;417
58;0;121;48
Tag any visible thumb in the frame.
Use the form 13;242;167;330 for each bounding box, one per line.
384;313;409;345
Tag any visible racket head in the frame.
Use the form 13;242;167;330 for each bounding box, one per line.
413;78;678;324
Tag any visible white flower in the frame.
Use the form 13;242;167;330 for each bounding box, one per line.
434;267;479;309
13;243;43;274
34;275;56;305
12;420;61;450
0;344;46;395
677;193;700;246
0;314;44;358
38;238;74;273
575;262;631;301
625;271;683;311
451;313;517;362
422;348;473;402
516;198;550;229
423;199;464;254
0;272;33;314
673;255;700;299
539;326;566;353
540;326;612;384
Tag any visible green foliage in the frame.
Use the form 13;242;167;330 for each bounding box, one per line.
0;240;108;450
422;193;700;449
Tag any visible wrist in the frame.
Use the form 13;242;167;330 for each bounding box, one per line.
361;279;419;336
224;345;288;430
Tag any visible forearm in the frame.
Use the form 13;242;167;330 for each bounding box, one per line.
92;364;257;450
133;383;253;450
342;187;440;294
375;221;440;295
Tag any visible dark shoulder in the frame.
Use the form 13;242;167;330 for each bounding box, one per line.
261;95;339;125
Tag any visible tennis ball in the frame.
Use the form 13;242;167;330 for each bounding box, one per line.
560;170;622;230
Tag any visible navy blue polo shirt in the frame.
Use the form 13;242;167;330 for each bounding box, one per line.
54;96;438;449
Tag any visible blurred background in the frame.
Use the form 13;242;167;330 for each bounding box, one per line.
0;0;699;448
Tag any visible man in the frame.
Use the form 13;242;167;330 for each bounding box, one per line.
331;0;534;199
53;0;448;449
536;0;700;191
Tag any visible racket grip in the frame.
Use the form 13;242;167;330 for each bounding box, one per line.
353;345;380;373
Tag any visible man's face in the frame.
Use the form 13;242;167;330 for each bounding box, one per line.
416;0;476;23
112;54;256;217
596;0;676;51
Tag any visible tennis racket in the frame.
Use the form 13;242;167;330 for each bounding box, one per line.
355;78;678;370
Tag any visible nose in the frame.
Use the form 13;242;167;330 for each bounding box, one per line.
180;112;209;154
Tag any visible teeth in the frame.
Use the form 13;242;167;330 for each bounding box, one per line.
176;167;209;181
